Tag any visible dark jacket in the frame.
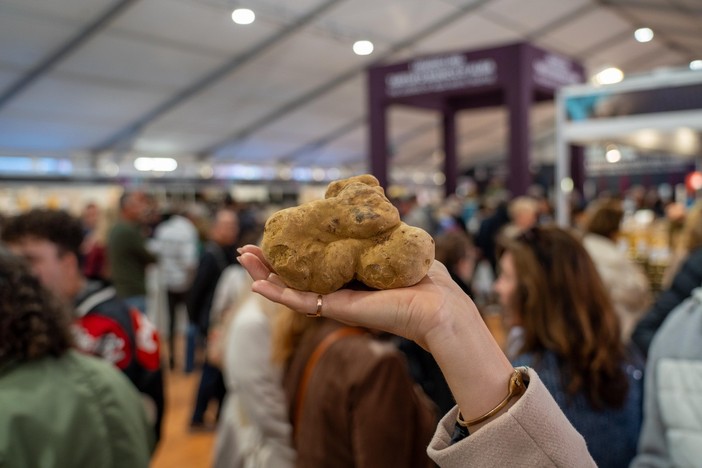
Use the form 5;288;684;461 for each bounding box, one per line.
187;241;234;334
74;280;165;443
474;202;510;275
398;338;454;417
632;247;702;357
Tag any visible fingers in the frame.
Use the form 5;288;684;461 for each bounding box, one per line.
237;252;270;281
266;272;287;288
237;251;288;288
251;279;321;317
237;245;274;271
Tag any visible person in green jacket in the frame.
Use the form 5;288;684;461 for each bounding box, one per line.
107;190;156;314
0;250;155;468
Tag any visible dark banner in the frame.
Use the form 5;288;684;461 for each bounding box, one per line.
566;83;702;121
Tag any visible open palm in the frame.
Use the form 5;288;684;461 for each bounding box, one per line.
237;244;474;349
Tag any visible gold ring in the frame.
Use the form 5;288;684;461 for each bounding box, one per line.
306;295;323;318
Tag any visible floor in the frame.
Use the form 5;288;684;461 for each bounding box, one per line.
151;350;215;468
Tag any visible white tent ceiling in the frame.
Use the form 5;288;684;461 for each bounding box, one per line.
1;0;700;181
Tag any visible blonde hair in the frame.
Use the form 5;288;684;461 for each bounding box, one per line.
679;200;702;253
508;196;539;220
271;308;323;365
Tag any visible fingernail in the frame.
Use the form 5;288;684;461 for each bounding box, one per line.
236;256;242;263
236;247;243;254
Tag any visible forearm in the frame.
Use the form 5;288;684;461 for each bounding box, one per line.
424;288;516;433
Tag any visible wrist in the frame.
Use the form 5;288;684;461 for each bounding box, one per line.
457;367;528;431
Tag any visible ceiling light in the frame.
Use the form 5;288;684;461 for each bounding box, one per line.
560;177;574;194
134;157;178;172
353;40;374;56
605;145;621;163
634;27;654;43
690;60;702;71
199;164;214;179
593;67;624;85
312;168;326;182
232;8;255;25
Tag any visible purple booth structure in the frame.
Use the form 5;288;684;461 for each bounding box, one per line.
367;42;585;198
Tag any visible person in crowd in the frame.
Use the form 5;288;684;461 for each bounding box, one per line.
396;193;438;235
1;209;165;442
236;244;595;467
270;306;437;468
205;214;264;370
81;201;100;238
214;287;296;468
399;230;477;416
500;196;540;239
580;198;651;342
434;230;477;297
0;250;154;467
108;191;157;314
474;198;510;276
494;226;643;468
631;286;702;467
434;196;468;235
660;201;687;287
632;200;702;357
82;204;116;281
152;206;199;370
188;207;239;429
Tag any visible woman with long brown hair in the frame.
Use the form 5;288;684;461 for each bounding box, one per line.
494;226;643;468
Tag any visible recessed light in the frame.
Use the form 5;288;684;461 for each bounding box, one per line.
353;40;374;56
134;157;178;172
593;67;624;85
605;146;621;163
634;27;654;43
232;8;255;25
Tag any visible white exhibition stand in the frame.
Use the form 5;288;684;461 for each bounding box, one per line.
555;68;702;226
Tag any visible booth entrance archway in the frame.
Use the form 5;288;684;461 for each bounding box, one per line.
368;42;584;197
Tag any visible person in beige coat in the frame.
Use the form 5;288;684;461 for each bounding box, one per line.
236;245;595;467
581;198;651;342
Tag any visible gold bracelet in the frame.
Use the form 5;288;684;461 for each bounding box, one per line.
456;367;528;427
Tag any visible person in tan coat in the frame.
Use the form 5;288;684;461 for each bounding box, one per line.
236;245;596;467
580;198;651;342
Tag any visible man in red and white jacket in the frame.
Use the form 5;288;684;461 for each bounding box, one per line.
2;208;165;443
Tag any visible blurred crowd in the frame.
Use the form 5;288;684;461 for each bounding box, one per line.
1;179;701;467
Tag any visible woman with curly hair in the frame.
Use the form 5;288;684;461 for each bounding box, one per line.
0;250;154;467
494;226;644;468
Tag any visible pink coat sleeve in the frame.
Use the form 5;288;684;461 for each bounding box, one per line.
427;369;595;467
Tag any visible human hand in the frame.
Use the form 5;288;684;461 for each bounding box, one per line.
237;244;475;350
